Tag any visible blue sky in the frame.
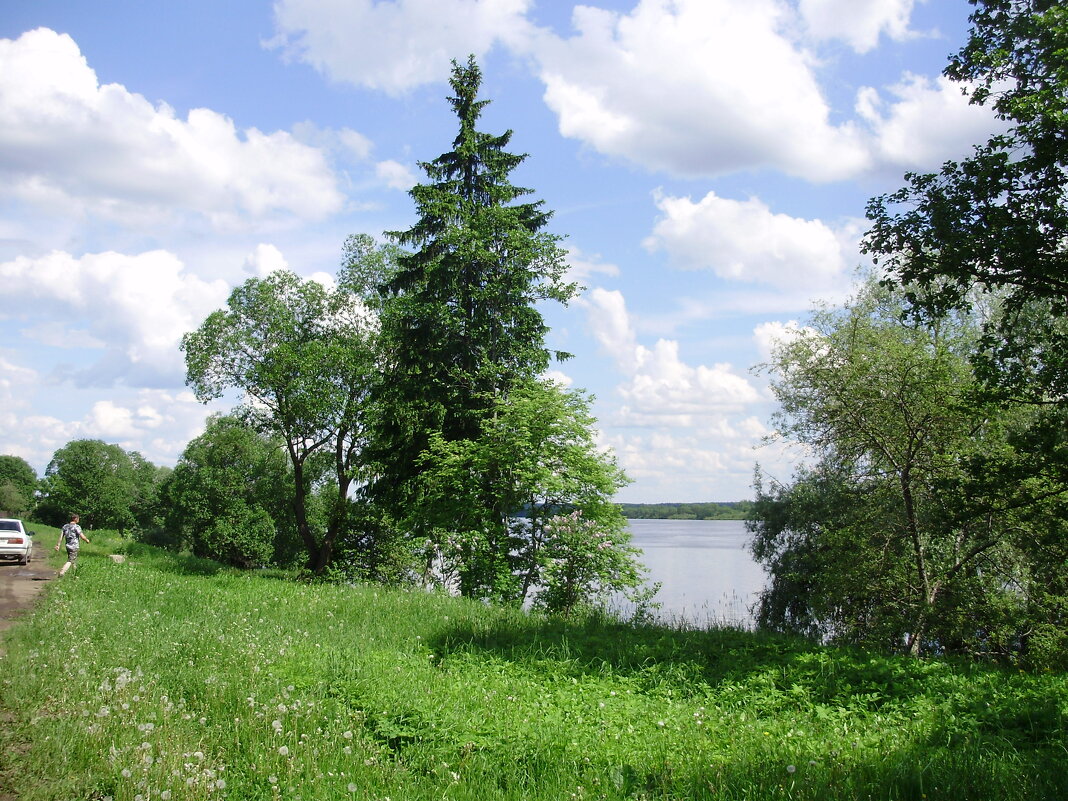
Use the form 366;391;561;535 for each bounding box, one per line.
0;0;999;502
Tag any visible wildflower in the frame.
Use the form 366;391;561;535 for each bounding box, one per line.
279;746;290;757
272;719;283;733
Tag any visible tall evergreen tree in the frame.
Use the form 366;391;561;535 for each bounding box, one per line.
372;56;576;516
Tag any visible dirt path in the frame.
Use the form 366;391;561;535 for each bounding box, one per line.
0;539;54;801
0;538;54;657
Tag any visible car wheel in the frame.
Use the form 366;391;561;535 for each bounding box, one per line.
19;551;28;565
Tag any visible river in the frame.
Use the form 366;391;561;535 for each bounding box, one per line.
621;518;766;628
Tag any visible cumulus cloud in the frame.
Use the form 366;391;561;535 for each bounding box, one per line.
269;0;534;94
0;249;230;387
857;73;1006;170
0;381;220;472
0;28;345;227
644;191;859;293
531;0;870;181
243;243;290;277
799;0;919;53
375;159;417;190
753;320;811;361
584;288;760;428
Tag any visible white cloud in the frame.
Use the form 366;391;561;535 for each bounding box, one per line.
753;320;809;361
584;288;760;428
604;427;763;501
857;73;1004;170
0;347;223;472
799;0;918;53
243;243;290;277
0;28;345;227
291;120;375;162
375;159;417;190
269;0;534;94
532;0;870;181
644;191;857;292
0;249;230;386
543;369;574;387
19;322;106;350
564;246;620;285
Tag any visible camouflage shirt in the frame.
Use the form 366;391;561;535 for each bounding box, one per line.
62;522;83;549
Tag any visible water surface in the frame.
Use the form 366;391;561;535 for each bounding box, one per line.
623;519;766;627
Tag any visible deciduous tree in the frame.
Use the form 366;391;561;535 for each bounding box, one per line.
751;279;1051;657
865;0;1068;401
183;251;390;573
0;454;37;517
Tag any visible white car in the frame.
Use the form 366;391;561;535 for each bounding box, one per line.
0;518;34;565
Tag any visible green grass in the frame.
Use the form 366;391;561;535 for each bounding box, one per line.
1;531;1066;800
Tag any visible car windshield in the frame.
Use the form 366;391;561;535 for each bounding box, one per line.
0;521;20;531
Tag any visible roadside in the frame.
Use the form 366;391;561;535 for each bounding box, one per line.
0;537;54;656
0;537;53;801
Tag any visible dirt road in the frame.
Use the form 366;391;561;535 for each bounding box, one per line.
0;538;54;653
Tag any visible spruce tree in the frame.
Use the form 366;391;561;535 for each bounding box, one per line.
371;57;576;592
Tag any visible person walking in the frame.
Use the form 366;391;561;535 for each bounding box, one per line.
55;513;89;576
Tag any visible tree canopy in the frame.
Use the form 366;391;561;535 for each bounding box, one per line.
0;454;37;517
182;252;390;573
864;0;1068;401
751;277;1068;664
39;439;156;532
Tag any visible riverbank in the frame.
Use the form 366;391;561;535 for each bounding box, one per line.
1;532;1065;800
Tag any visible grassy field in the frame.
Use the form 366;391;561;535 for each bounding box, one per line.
1;531;1066;801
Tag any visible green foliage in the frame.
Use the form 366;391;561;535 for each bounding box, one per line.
182;252;391;573
619;501;752;519
2;542;1066;801
159;414;295;568
0;454;37;517
533;510;645;616
38;439;158;533
751;277;1068;662
865;0;1068;401
371;57;577;537
412;379;644;608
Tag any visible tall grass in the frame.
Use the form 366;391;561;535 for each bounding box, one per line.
1;532;1065;800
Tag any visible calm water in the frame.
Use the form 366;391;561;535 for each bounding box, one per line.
622;519;766;627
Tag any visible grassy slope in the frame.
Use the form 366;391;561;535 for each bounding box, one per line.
0;533;1065;801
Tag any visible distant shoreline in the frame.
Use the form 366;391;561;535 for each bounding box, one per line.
617;501;752;520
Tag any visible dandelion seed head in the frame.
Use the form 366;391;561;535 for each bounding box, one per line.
786;765;796;774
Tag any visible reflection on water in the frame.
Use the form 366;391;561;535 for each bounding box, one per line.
621;519;766;628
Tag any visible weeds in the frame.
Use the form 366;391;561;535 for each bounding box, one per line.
1;531;1065;800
